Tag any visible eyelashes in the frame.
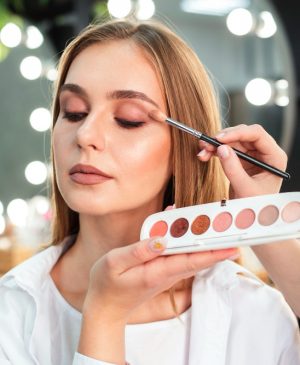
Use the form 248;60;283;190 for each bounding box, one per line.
62;112;145;129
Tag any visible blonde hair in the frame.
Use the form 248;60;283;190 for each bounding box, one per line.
51;18;227;244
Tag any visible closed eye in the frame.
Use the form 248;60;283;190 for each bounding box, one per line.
115;118;145;129
62;112;87;122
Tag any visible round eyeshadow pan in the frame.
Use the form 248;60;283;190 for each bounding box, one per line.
212;212;232;232
191;215;210;235
258;205;279;226
170;218;189;238
235;208;255;229
281;201;300;223
149;220;168;237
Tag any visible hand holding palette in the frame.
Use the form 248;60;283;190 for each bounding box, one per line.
140;192;300;254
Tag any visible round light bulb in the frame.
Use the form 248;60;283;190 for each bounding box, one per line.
46;68;58;81
20;56;43;80
107;0;132;18
245;78;273;106
7;199;29;227
226;8;254;36
0;23;22;48
25;161;48;185
136;0;155;20
32;196;50;215
30;107;51;132
275;79;289;107
26;25;44;49
256;11;277;38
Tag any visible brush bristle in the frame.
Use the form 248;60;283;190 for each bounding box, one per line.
148;109;167;122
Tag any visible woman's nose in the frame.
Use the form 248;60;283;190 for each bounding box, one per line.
76;112;107;151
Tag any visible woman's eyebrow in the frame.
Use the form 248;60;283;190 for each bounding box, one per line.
108;89;159;108
59;83;159;108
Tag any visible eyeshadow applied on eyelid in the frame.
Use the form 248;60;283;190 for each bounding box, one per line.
140;192;300;254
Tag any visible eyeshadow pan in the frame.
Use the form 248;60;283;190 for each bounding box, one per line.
170;218;189;238
212;212;232;232
281;201;300;223
150;220;168;237
258;205;279;226
235;208;255;229
191;215;210;235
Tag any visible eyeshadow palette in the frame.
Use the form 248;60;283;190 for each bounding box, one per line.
140;192;300;254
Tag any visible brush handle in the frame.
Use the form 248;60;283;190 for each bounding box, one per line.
200;134;290;180
164;117;290;180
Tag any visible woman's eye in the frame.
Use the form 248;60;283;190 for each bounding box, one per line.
62;112;87;122
115;118;145;129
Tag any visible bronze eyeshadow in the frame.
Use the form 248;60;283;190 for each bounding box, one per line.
191;215;210;235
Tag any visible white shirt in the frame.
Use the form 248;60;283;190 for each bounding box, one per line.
0;237;299;365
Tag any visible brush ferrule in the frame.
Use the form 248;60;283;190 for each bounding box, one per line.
165;118;202;139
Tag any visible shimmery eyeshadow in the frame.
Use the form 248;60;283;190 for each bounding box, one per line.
150;220;168;237
212;212;232;232
170;218;189;238
235;208;255;229
258;205;279;226
191;215;210;235
281;201;300;223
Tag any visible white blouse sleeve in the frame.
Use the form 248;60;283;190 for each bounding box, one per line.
73;352;130;365
0;345;11;364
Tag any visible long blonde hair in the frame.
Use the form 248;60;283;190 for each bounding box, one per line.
50;18;227;244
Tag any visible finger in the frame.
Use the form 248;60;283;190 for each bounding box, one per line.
198;140;217;152
165;204;175;211
156;247;239;280
216;144;256;194
197;149;213;162
106;237;167;274
216;124;282;159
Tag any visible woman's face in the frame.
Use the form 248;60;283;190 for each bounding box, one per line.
53;40;172;217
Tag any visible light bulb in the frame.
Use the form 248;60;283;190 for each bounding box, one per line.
30;108;51;132
26;25;44;49
7;199;29;227
226;8;253;36
256;11;277;38
136;0;155;20
107;0;132;18
0;23;22;48
245;78;272;106
20;56;42;80
25;161;48;185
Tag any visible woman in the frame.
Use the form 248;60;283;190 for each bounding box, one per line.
0;19;299;365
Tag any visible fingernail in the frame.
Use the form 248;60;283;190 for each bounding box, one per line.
228;253;240;261
218;145;229;159
148;237;167;252
197;149;207;157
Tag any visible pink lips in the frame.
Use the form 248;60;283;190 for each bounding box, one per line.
69;164;112;185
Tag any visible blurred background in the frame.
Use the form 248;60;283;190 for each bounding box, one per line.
0;0;299;293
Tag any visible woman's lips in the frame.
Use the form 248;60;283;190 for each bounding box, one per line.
69;164;113;185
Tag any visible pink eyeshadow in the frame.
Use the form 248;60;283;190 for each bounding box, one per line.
235;208;255;229
258;205;279;226
281;201;300;223
212;212;232;232
149;220;168;237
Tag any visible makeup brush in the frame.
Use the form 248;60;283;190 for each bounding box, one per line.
148;110;290;180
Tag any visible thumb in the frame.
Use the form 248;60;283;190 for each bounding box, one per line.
217;145;252;192
109;237;167;274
